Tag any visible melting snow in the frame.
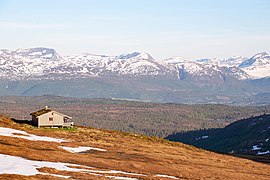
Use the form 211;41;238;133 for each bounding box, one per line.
0;153;92;176
0;153;146;179
156;174;179;179
257;150;270;155
105;176;138;180
196;135;208;140
0;127;65;142
250;122;257;126
252;145;262;151
60;146;106;153
40;172;70;179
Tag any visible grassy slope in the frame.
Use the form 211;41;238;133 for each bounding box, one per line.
1;96;270;137
0;115;270;179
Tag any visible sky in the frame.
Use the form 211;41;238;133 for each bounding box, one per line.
0;0;269;60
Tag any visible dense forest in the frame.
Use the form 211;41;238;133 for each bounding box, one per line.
1;95;270;137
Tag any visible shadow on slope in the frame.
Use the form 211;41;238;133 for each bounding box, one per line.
166;114;270;163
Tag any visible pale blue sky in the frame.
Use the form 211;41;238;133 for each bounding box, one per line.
0;0;269;59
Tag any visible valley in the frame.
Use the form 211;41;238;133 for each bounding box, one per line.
1;96;269;138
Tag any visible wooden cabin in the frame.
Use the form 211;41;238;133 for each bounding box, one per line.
30;106;73;128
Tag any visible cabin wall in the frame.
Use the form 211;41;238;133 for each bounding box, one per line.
31;116;38;126
38;112;64;127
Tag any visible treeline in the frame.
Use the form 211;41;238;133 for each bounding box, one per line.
1;96;270;137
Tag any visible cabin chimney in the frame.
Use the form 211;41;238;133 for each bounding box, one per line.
45;106;48;110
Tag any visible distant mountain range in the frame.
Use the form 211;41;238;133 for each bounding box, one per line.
0;47;269;104
0;47;269;80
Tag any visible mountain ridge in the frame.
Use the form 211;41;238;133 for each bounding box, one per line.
0;47;269;80
0;47;269;104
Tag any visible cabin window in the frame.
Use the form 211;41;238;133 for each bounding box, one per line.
49;117;53;121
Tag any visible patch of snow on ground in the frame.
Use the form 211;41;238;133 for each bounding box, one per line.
196;135;208;140
60;146;106;153
0;127;65;142
0;153;92;176
257;150;270;155
0;153;148;179
105;176;138;180
252;145;262;151
155;174;179;179
40;172;70;179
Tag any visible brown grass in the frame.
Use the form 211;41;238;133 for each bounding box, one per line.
0;115;270;179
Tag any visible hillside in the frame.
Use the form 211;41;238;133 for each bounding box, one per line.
1;96;270;137
166;114;270;163
0;114;270;179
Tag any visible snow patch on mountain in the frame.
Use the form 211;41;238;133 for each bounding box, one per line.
238;52;270;78
220;56;248;67
117;52;141;59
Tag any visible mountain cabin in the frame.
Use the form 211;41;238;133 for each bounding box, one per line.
30;106;73;128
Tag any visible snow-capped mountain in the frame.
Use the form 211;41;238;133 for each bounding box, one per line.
160;56;251;88
238;52;270;79
63;51;172;77
0;48;172;79
0;48;62;79
219;56;248;67
0;47;269;81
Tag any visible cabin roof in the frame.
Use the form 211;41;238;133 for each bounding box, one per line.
30;108;52;117
30;108;72;118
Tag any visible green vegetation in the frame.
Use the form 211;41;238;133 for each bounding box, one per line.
40;127;78;132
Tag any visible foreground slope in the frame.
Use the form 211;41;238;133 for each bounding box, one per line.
0;115;270;179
